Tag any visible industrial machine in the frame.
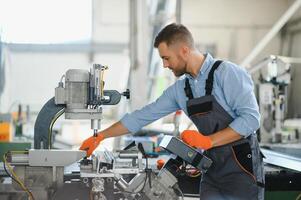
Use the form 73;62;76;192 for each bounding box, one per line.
79;135;212;200
34;64;130;149
1;135;212;200
249;56;301;199
1;64;212;200
249;55;301;143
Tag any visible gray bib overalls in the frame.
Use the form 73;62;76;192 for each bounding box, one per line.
185;60;264;200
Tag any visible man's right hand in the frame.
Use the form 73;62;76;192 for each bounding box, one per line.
79;134;105;156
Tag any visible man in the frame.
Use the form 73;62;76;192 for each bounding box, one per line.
80;23;264;199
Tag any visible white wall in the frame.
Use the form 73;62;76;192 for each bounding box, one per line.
182;0;290;64
92;0;129;43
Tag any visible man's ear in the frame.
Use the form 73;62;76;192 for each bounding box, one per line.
181;45;190;58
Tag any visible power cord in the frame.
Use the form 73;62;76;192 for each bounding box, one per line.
137;143;152;192
173;183;184;200
3;152;35;200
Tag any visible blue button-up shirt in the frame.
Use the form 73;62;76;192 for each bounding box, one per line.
121;53;260;137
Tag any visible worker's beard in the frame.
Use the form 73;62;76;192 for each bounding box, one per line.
172;61;187;77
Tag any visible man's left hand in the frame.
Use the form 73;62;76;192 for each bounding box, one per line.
79;134;104;156
180;130;213;150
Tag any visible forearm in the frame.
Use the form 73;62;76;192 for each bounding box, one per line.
209;127;242;147
99;121;130;139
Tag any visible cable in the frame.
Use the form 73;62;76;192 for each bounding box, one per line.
100;65;108;98
48;108;65;149
3;152;35;200
185;168;201;177
59;74;65;83
4;152;34;200
139;172;148;193
10;150;28;154
187;172;201;178
296;192;301;200
177;188;184;200
173;183;184;200
100;69;104;97
138;157;150;193
3;156;18;183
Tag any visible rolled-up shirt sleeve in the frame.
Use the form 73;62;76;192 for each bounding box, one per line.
120;84;180;133
218;62;260;137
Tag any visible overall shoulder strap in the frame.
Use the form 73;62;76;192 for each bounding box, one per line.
184;78;194;100
205;60;223;95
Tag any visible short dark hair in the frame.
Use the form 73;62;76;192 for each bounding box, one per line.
154;23;194;48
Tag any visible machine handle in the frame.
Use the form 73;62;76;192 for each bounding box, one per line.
122;89;130;99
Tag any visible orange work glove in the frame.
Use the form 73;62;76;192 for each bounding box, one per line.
157;159;165;170
180;130;213;150
79;134;104;156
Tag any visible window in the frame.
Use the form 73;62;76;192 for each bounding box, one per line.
0;0;92;43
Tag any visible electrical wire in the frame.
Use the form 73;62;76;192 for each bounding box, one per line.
187;172;201;178
60;74;65;83
139;173;148;193
100;65;108;98
172;183;184;200
177;187;184;200
100;69;103;97
48;108;65;149
100;70;104;97
3;152;35;200
10;150;28;153
296;192;301;200
138;157;149;193
3;156;18;183
185;168;201;177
